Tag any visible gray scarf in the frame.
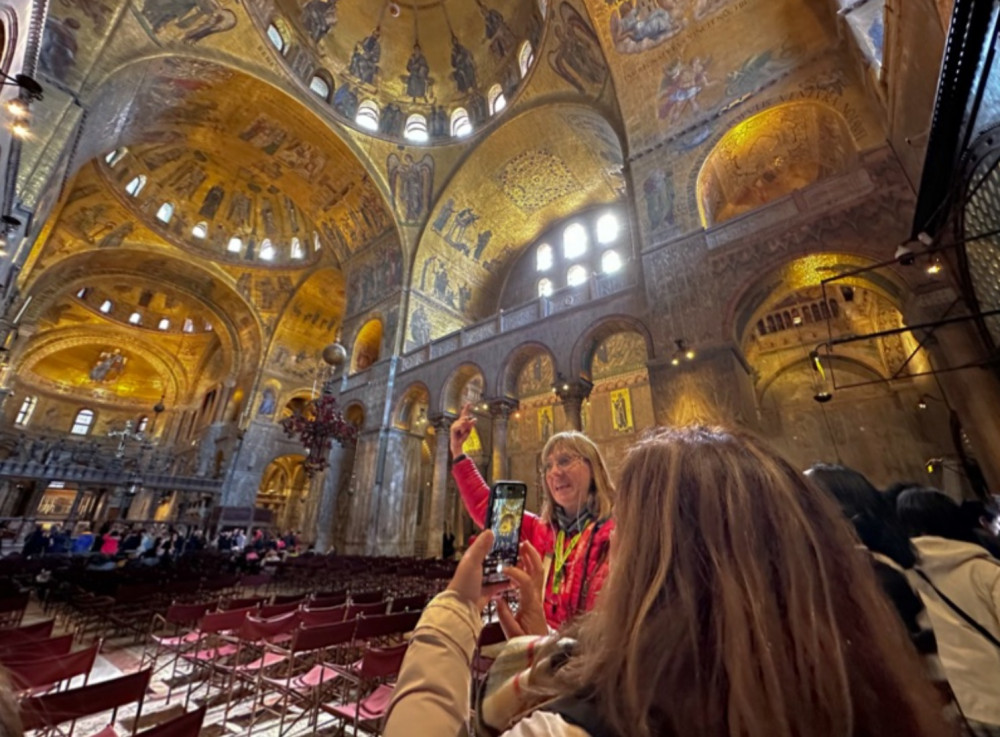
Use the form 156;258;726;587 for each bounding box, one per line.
554;502;594;535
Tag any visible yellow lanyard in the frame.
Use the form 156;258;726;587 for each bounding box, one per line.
552;528;583;593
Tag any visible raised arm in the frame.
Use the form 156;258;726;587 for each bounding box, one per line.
450;402;489;528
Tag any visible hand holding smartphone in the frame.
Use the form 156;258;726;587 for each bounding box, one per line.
483;480;528;584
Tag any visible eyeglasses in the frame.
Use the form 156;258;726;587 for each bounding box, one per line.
541;454;585;475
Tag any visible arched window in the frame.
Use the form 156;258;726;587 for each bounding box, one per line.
518;42;534;77
266;23;286;54
538;278;554;297
15;396;36;426
157;317;170;330
596;212;619;243
538;0;548;16
356;100;380;131
536;243;553;271
567;264;588;287
137;416;149;433
155;202;174;223
563;222;588;259
757;319;767;336
205;321;214;332
76;287;89;299
227;236;243;253
191;222;208;239
290;237;304;259
104;148;127;167
128;311;142;325
829;299;840;317
309;74;331;100
70;409;95;436
99;300;113;314
259;239;275;261
488;84;506;114
183;317;195;333
601;249;623;274
125;175;146;197
451;107;472;137
404;114;428;143
313;232;322;251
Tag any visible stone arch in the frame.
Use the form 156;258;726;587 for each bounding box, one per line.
409;102;627;342
342;401;367;432
17;247;262;390
724;252;914;350
440;363;487;415
350;317;384;374
570;314;654;382
393;382;431;433
696;101;859;227
15;326;187;407
498;342;559;399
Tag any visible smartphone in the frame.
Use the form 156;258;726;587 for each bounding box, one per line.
483;481;528;584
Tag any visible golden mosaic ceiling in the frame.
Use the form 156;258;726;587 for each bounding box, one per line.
267;0;545;142
118;58;395;264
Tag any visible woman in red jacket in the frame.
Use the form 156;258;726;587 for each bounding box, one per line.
450;403;615;628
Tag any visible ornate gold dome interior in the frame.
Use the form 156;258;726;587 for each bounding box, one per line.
266;0;545;143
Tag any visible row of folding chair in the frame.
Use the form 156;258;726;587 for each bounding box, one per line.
148;604;420;734
20;668;207;737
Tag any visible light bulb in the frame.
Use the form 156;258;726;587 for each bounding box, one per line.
685;349;696;360
5;100;28;118
10;122;29;139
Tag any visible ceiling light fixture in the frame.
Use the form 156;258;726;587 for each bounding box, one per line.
0;74;43;103
10;122;29;139
926;257;943;275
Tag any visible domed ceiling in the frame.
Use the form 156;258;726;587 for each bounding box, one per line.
116;60;395;265
266;0;545;142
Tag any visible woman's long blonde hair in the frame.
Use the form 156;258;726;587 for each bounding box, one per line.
539;431;615;526
552;426;951;737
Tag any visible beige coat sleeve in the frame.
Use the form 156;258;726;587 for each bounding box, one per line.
383;590;483;737
384;591;588;737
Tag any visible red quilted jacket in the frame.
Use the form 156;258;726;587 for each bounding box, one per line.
452;457;613;628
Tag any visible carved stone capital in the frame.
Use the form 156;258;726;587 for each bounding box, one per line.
428;413;456;432
487;397;519;420
553;378;593;405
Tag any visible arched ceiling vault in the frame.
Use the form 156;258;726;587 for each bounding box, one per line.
411;102;625;331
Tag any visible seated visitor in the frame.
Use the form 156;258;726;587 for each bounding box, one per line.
897;488;1000;734
450;402;615;628
70;524;93;555
386;426;952;737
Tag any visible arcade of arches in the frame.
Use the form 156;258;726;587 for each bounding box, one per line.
0;0;997;556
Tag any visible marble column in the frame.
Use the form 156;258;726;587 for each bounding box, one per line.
426;413;455;558
554;379;593;432
488;398;519;483
313;442;347;553
907;290;1000;491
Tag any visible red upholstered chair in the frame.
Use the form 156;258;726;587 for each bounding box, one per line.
260;619;358;735
19;668;151;736
133;706;206;737
0;619;55;647
8;641;101;696
319;643;409;735
0;633;74;663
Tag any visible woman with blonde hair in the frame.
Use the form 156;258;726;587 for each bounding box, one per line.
386;426;954;737
450;402;615;628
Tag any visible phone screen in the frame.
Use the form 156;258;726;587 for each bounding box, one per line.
483;481;527;583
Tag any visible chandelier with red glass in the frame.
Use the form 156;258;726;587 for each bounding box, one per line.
280;343;356;476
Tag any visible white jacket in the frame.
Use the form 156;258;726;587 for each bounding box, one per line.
908;536;1000;726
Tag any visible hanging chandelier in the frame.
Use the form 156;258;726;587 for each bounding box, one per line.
280;342;356;476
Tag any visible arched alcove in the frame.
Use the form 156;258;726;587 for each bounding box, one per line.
697;101;858;227
351;318;383;373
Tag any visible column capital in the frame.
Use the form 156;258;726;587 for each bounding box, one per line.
553;377;593;404
428;412;456;432
487;397;519;419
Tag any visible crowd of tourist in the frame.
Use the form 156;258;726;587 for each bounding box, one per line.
16;521;305;570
